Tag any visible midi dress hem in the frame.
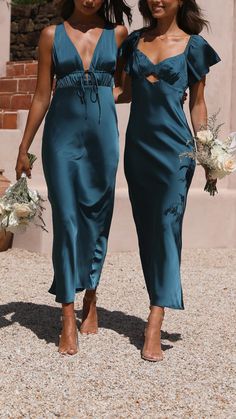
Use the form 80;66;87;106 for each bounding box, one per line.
150;302;184;310
48;287;97;304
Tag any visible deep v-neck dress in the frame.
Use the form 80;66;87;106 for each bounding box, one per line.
122;31;220;309
42;23;119;303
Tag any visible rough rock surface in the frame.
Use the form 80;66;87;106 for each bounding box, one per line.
11;2;62;60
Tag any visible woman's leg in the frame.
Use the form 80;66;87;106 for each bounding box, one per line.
59;302;78;355
141;306;165;362
80;289;98;334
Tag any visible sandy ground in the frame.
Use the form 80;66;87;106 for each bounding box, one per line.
0;248;235;418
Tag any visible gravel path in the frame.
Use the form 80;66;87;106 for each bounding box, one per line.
0;248;235;418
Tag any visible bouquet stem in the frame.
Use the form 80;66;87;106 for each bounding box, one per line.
204;180;218;196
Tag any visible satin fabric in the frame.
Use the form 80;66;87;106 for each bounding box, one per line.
122;32;221;309
42;23;119;303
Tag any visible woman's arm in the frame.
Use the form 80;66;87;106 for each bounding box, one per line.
189;77;207;135
189;77;216;183
114;66;132;104
113;25;132;104
15;25;55;179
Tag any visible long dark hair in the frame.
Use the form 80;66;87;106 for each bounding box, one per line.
138;0;208;34
59;0;132;25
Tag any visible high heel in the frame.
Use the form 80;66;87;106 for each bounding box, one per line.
58;314;79;356
143;307;164;337
141;351;164;362
141;309;164;362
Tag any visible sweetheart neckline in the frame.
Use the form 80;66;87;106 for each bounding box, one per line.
135;35;192;68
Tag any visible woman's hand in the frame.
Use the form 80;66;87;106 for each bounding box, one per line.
15;151;32;180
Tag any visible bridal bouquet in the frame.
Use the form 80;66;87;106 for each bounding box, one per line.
181;112;236;196
0;153;47;233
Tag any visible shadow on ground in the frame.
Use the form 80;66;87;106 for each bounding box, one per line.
0;302;181;351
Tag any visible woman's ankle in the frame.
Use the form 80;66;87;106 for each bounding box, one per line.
150;305;164;313
149;306;164;319
62;302;75;317
84;289;97;302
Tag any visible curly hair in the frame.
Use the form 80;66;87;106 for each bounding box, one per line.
58;0;132;25
138;0;208;34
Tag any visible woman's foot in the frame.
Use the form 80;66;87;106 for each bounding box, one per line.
80;290;98;335
59;303;78;355
141;306;165;362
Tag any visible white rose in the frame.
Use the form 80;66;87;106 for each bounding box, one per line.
13;203;34;218
224;157;236;173
211;145;226;163
196;130;213;145
211;155;236;179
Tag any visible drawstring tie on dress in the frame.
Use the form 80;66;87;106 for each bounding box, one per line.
77;70;102;124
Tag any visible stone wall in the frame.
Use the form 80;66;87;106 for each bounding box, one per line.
10;2;62;61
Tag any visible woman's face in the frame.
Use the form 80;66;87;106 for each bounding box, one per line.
146;0;183;20
73;0;105;16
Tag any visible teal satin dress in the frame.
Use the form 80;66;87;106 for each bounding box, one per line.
122;31;220;309
42;23;119;303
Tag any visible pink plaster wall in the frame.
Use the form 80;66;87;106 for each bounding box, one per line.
0;2;11;76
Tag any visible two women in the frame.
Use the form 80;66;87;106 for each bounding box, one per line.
15;0;220;360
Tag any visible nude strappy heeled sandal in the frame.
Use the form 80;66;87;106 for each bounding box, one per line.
141;308;165;362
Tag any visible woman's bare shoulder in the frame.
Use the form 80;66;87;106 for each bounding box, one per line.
39;24;57;48
114;24;129;47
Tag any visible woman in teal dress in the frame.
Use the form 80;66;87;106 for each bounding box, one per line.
15;0;131;355
117;0;221;361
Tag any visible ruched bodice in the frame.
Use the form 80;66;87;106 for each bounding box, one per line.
42;23;119;303
121;30;220;309
52;23;117;123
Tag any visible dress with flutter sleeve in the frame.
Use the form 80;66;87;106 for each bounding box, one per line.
122;32;220;309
